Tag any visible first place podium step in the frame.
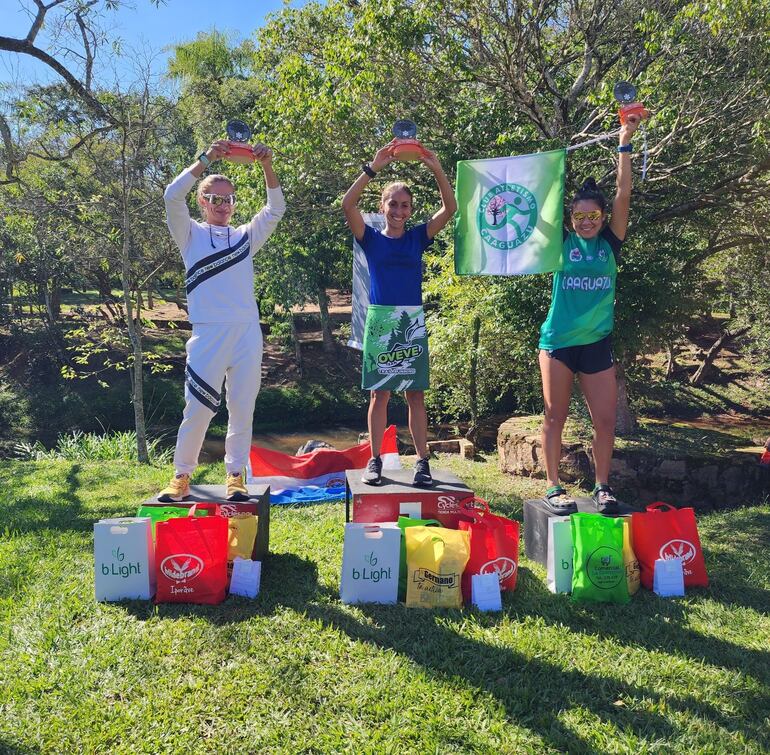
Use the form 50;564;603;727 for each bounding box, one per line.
139;484;270;560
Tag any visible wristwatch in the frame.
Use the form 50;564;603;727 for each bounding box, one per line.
361;162;377;179
617;144;633;153
198;152;212;167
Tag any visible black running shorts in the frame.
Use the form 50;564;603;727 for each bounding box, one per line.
546;334;614;375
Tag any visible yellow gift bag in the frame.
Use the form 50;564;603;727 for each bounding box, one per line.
405;526;470;608
227;514;258;561
622;518;640;596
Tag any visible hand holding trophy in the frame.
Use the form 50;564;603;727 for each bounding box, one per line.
222;119;273;164
387;119;429;162
613;81;650;125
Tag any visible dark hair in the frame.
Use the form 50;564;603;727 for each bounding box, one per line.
570;177;607;212
381;181;413;205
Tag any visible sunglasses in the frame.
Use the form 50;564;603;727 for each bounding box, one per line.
572;210;602;222
202;193;236;206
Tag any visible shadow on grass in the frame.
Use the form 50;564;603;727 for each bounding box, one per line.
122;553;767;752
2;463;89;533
0;739;40;754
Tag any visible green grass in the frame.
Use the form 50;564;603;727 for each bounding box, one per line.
1;456;769;753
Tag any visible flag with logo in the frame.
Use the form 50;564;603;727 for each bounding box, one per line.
455;149;565;276
247;425;401;504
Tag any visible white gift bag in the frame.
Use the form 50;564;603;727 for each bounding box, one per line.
94;517;156;601
546;516;573;594
340;523;400;604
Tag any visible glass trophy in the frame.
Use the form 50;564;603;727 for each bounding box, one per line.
388;119;428;161
613;81;650;124
224;119;257;163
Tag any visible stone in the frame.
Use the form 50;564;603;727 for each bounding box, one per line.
657;459;687;481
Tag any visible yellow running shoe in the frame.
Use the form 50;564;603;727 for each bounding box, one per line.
158;473;191;502
226;472;249;502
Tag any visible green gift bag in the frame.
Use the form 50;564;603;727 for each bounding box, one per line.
136;504;208;538
571;513;630;604
397;516;442;602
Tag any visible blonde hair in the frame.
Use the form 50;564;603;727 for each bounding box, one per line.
197;174;235;200
380;181;413;206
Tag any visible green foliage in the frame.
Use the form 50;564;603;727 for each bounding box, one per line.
14;430;173;464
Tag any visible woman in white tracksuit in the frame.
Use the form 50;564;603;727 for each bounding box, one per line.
159;139;285;502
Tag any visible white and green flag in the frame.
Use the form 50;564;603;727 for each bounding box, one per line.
455;149;566;275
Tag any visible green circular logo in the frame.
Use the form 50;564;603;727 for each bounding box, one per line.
586;546;623;589
477;183;538;251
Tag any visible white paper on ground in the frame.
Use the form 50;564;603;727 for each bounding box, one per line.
653;557;685;597
472;573;502;611
230;558;261;598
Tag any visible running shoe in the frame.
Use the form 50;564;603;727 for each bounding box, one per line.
226;472;250;502
541;485;578;515
413;457;434;488
593;484;619;514
158;473;191;502
362;456;383;485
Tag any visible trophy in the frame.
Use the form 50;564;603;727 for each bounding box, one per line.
223;119;257;163
613;81;650;125
387;119;429;161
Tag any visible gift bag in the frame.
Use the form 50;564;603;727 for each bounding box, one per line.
155;504;228;604
94;517;156;601
396;516;442;601
136;504;208;538
546;516;573;594
631;502;708;589
458;498;519;602
571;513;629;604
622;518;640;596
340;523;401;604
227;514;258;561
405;526;470;609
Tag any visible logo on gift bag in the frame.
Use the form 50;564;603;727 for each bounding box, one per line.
364;551;378;567
160;554;204;583
414;568;459;589
586;546;623;589
659;539;696;570
480;557;517;582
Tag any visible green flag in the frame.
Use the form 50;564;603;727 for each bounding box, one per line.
454;149;566;275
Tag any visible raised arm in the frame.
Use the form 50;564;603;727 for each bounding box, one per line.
342;144;395;242
422;150;457;240
608;115;641;241
248;144;286;248
164;140;231;250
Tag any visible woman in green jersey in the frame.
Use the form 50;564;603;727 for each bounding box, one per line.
539;113;641;515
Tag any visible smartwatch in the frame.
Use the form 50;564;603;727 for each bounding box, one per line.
198;152;212;167
617;144;633;153
361;162;377;179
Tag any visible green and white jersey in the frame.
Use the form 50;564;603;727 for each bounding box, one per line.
538;227;622;350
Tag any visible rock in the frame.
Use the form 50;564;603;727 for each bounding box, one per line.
296;439;334;456
656;459;687;481
427;438;475;459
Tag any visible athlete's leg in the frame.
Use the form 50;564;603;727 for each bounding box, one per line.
578;365;617;486
223;322;263;475
368;390;391;456
538;349;575;487
173;325;229;475
580;367;617;486
404;390;429;459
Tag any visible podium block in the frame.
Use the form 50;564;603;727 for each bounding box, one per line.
523;497;638;567
345;468;473;528
138;484;270;560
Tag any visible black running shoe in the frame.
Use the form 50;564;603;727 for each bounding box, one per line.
593;484;619;514
413;457;434;487
362;456;382;485
542;485;578;515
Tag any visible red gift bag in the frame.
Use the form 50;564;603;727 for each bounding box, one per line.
155;503;229;604
631;502;709;590
458;497;520;602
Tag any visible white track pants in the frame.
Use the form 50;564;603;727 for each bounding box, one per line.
173;322;263;475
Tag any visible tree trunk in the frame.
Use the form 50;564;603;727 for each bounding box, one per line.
466;315;481;442
615;361;637;436
317;287;336;354
146;280;154;310
665;342;677;380
291;316;303;376
690;326;749;386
